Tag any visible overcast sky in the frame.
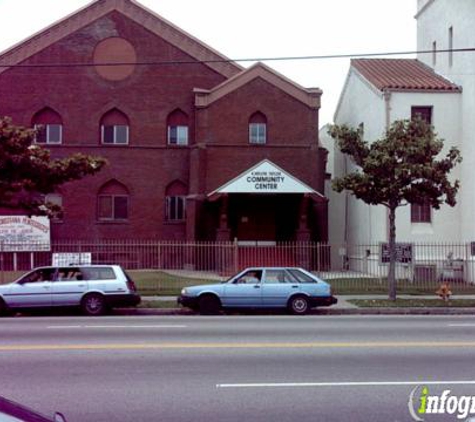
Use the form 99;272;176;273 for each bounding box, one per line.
0;0;417;125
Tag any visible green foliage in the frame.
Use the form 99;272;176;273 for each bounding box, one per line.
0;116;107;216
328;118;462;209
329;117;462;300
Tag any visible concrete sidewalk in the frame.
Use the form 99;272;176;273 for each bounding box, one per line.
128;295;475;315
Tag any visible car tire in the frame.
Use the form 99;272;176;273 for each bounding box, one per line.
199;294;221;315
81;293;106;316
0;298;10;317
288;295;309;315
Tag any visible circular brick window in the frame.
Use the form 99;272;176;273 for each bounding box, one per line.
93;37;137;81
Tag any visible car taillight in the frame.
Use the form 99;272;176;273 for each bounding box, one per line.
127;279;137;292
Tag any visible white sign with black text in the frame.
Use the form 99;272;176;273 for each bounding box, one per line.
211;159;318;194
0;216;51;251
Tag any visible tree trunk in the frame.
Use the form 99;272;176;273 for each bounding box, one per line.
388;206;397;301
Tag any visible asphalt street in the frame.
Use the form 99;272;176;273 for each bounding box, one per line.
1;315;475;421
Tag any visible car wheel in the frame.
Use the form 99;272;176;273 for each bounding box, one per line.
81;293;106;316
199;295;221;315
0;298;10;317
288;295;309;315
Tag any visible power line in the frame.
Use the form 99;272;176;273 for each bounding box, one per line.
0;47;474;69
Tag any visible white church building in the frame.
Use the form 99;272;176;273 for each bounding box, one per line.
325;0;475;281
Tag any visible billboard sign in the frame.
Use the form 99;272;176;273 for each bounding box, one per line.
0;216;51;251
52;253;92;266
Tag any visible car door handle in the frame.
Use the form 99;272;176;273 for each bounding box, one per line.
291;285;299;288
254;285;260;289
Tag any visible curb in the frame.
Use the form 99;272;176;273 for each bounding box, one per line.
316;307;475;315
114;307;475;316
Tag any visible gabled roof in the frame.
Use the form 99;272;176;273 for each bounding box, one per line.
194;62;322;109
351;59;461;92
0;0;243;78
208;159;324;197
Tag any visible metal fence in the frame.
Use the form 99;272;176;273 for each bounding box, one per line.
0;240;328;274
1;240;475;292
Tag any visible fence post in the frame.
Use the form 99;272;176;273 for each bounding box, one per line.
233;237;239;274
184;241;194;271
157;241;161;269
0;241;3;284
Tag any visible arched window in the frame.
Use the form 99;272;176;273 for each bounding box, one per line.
97;180;129;221
249;112;267;144
100;109;129;145
165;180;187;221
32;107;63;144
167;109;189;146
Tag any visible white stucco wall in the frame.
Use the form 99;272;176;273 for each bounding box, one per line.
417;0;475;73
319;125;344;246
416;0;475;241
333;70;388;246
389;91;461;242
333;67;462;245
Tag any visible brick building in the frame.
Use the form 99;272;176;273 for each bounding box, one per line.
0;0;328;242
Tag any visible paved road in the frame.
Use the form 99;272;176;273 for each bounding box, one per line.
1;315;475;421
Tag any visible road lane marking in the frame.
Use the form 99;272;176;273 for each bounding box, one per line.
448;324;475;327
1;340;475;352
46;325;187;329
216;380;475;388
46;325;82;329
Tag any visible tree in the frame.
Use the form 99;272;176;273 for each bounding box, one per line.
0;116;107;216
329;117;462;300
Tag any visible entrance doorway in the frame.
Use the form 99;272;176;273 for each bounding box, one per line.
235;195;276;240
228;194;300;241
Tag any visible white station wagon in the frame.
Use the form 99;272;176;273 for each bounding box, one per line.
0;265;141;316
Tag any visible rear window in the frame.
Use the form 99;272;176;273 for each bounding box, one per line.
80;267;116;280
123;269;134;282
287;269;316;283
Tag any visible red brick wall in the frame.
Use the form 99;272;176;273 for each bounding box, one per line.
0;11;327;241
0;12;225;144
196;77;324;195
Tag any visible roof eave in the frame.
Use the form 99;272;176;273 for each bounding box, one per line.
379;86;462;94
195;62;322;109
0;0;243;78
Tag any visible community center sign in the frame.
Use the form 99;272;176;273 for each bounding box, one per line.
0;216;51;251
210;159;319;194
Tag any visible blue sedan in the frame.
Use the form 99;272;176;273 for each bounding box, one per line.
178;267;337;315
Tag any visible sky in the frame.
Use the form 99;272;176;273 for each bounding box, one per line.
0;0;417;125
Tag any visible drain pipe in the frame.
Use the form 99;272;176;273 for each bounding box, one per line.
383;89;392;131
